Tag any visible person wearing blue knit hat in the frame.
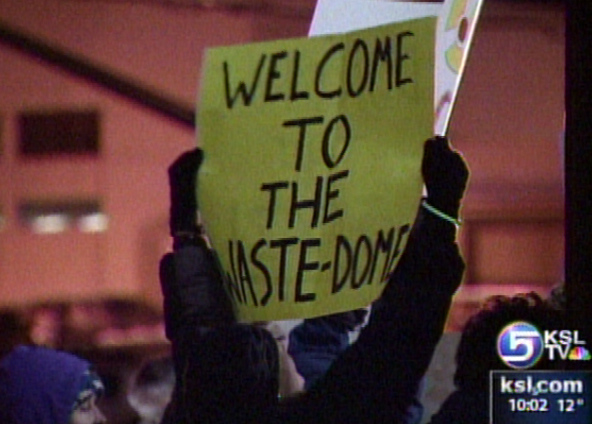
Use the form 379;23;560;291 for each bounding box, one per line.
0;345;106;424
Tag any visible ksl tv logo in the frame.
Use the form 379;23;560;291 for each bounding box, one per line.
497;321;591;369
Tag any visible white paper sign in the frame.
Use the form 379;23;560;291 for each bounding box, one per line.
309;0;440;36
309;0;484;136
435;0;484;135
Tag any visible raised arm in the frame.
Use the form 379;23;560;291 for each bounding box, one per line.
160;148;236;424
278;137;469;424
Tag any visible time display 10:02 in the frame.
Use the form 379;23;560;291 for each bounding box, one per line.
508;398;549;412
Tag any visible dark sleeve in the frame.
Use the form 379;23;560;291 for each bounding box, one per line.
160;242;233;344
278;209;465;424
426;390;488;424
159;241;235;424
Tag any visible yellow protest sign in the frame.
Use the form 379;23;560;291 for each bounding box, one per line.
197;17;435;322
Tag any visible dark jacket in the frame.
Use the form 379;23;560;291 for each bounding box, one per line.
275;211;464;424
164;209;465;424
427;390;487;424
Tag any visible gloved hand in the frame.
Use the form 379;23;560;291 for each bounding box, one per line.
168;148;203;237
162;149;236;342
422;136;469;219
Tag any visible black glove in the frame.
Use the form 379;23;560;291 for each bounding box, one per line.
163;148;236;340
422;136;469;219
168;148;203;237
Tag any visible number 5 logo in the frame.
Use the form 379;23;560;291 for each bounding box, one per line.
497;322;544;369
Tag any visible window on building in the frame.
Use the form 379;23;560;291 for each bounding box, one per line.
18;200;108;234
18;109;100;157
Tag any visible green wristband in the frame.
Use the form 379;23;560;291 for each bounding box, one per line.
422;200;462;228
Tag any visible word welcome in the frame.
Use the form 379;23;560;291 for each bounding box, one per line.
223;32;416;109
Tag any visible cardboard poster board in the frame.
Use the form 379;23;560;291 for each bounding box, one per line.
197;17;436;321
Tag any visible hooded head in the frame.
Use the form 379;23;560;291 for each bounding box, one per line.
0;345;104;424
